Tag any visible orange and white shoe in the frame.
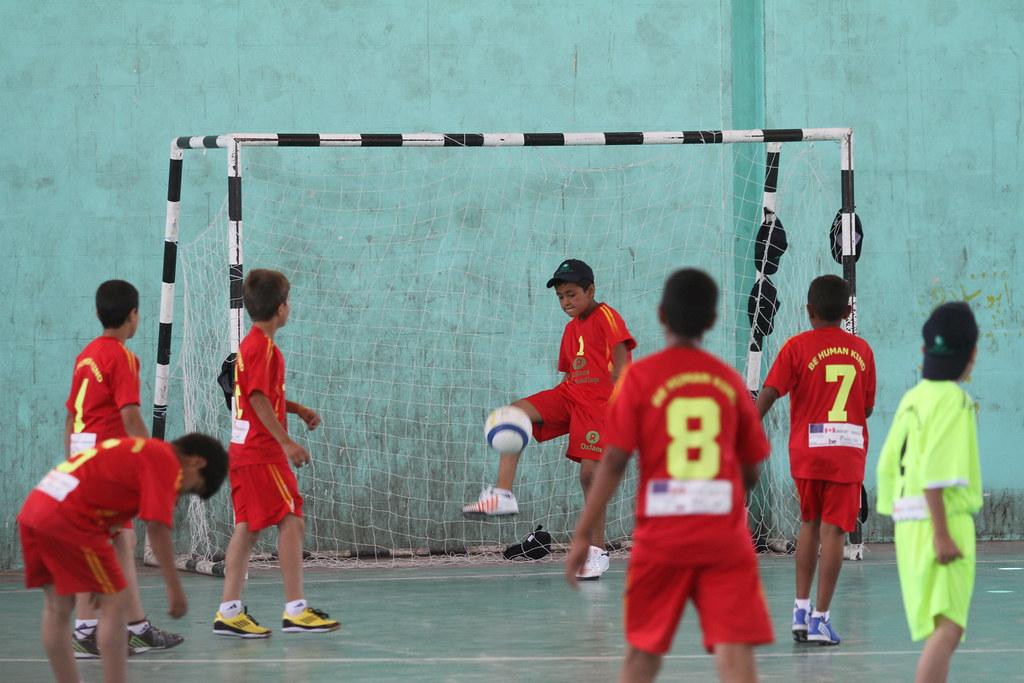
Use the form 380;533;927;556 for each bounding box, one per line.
462;486;519;516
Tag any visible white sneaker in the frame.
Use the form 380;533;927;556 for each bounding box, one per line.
462;486;519;516
575;545;610;581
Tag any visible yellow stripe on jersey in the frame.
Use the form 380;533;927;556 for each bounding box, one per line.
119;344;138;374
599;305;620;336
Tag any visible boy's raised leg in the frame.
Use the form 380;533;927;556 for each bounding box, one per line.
495;452;520;492
914;616;963;683
41;587;77;683
713;643;757;683
619;646;661;683
96;589;128;683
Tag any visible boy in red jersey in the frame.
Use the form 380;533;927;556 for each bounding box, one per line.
17;434;228;683
757;274;876;645
213;269;339;637
567;269;773;683
464;259;635;580
65;280;183;657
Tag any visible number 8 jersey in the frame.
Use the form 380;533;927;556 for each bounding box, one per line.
604;345;770;564
763;327;876;483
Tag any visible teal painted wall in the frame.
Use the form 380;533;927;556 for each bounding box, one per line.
764;0;1024;537
1;0;1022;566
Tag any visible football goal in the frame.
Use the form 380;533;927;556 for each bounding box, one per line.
152;128;859;571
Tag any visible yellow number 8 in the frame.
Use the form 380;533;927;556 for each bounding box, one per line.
666;397;721;480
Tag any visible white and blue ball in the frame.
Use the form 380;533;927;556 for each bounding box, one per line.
484;406;533;454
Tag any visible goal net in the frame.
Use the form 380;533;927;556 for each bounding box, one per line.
156;130;855;569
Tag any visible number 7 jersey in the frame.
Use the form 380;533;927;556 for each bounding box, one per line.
604;345;770;565
763;327;876;483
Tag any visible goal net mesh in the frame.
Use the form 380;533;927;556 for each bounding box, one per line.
172;140;839;565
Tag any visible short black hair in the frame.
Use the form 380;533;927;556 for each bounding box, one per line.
171;432;228;500
96;280;139;329
807;275;851;322
661;268;718;339
243;269;290;322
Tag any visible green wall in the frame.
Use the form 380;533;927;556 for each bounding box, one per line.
1;0;1021;566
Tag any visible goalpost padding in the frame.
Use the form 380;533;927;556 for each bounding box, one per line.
154;128;858;567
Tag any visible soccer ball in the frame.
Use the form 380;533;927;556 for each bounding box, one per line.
484;406;533;454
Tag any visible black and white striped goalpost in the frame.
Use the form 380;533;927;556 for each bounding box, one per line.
152;127;859;443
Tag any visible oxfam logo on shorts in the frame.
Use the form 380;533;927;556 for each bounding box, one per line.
586;431;600;445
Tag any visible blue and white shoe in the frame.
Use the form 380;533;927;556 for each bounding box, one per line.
791;605;810;642
807;614;840;645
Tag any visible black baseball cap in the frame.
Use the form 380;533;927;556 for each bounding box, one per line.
546;259;594;288
922;302;978;380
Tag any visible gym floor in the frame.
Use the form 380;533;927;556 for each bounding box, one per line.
1;543;1021;682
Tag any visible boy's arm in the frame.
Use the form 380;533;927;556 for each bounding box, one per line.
740;461;762;492
924;488;962;564
145;521;187;618
610;342;630;384
565;446;631;587
285;400;321;430
755;387;780;418
250;392;310;467
120;405;150;439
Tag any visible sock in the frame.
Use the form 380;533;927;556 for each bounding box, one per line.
493;488;512;496
285;599;307;617
795;599;811;612
219;600;242;618
812;609;830;621
74;619;98;638
127;619;150;636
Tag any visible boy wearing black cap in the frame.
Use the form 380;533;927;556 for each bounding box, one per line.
464;259;635;580
876;302;981;683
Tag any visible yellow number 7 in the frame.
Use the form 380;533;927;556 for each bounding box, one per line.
825;364;856;421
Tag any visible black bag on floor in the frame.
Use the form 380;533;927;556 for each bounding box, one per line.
503;525;552;561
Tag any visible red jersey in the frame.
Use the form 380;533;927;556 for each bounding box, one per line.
17;437;182;540
64;336;141;453
605;346;769;565
763;327;876;483
558;303;636;402
230;326;287;468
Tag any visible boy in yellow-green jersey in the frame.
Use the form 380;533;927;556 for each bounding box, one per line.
876;302;981;683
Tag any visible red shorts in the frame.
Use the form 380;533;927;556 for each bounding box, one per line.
524;384;606;462
230;462;304;532
795;478;861;532
624;547;774;654
20;524;126;596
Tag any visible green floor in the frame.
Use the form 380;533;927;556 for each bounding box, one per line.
1;543;1022;682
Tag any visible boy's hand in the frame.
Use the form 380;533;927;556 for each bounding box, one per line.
284;439;311;468
298;406;322;431
166;585;188;619
564;537;590;589
934;533;963;565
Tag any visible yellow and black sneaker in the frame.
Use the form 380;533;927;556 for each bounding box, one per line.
281;607;341;633
213;607;271;638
